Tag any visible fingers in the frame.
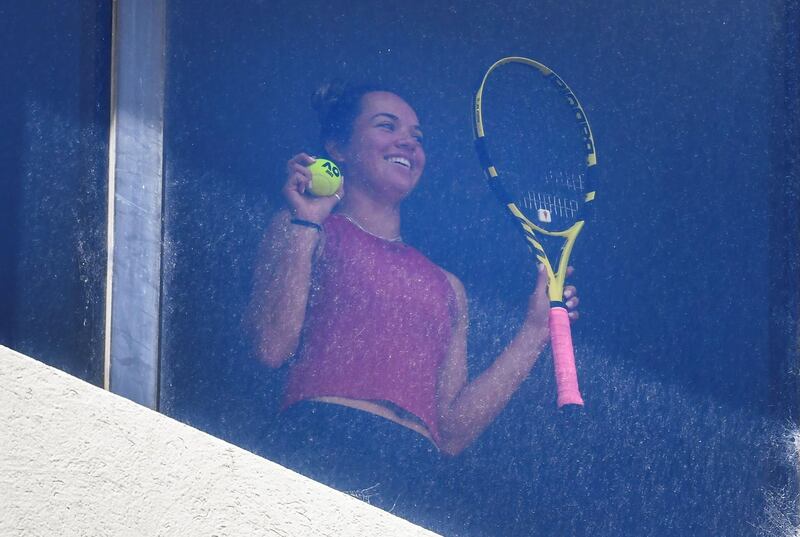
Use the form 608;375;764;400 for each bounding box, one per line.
318;177;345;211
332;177;345;202
286;152;316;169
563;285;577;302
286;152;314;174
563;283;579;321
285;156;314;196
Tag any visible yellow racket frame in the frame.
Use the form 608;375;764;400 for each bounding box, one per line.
474;56;598;303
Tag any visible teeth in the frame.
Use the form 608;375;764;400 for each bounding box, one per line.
386;156;411;168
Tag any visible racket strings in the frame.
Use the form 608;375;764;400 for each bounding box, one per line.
480;65;590;232
521;191;580;222
544;169;585;192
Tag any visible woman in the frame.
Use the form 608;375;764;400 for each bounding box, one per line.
248;82;579;468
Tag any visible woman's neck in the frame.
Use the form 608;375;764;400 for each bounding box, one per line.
335;189;402;242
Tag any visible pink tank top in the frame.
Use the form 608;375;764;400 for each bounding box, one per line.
282;214;455;444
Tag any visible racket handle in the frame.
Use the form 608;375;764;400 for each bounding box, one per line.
549;306;584;408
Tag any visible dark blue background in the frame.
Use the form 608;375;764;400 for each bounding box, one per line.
158;1;799;535
0;1;110;385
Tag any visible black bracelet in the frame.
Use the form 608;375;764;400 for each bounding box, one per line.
290;218;322;232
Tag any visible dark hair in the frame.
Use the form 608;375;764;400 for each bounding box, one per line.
311;81;390;149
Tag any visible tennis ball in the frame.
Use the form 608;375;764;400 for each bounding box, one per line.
307;158;342;197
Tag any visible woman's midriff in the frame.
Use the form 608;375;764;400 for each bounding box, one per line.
311;396;435;444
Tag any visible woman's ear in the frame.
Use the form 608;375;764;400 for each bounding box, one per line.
325;140;345;163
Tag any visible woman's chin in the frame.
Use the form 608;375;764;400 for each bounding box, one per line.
349;169;422;204
387;170;422;196
384;180;419;202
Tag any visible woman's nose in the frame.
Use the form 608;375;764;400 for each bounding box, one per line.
395;132;419;149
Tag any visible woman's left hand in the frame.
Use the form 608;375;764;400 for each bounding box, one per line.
526;265;580;334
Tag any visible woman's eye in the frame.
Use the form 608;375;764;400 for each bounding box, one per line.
377;122;394;130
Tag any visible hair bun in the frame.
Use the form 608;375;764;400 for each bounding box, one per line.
311;81;346;124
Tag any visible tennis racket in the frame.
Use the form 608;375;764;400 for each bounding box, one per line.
473;56;597;408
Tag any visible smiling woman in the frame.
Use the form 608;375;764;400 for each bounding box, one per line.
245;81;580;512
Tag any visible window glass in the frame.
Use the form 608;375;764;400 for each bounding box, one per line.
159;1;799;535
0;1;112;385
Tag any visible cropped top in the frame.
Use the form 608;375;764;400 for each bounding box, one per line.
282;214;456;444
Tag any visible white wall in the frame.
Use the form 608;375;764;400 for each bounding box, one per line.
0;345;440;536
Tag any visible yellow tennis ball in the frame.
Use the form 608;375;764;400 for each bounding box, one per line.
307;158;342;197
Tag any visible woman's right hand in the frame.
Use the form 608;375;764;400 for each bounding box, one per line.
282;152;343;224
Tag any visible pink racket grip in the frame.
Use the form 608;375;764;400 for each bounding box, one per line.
549;306;584;408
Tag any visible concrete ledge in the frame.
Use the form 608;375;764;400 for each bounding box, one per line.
0;345;440;536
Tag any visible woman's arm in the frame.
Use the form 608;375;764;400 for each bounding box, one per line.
436;266;578;455
246;209;321;368
245;153;343;368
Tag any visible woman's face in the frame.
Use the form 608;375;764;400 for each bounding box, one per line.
331;91;426;201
